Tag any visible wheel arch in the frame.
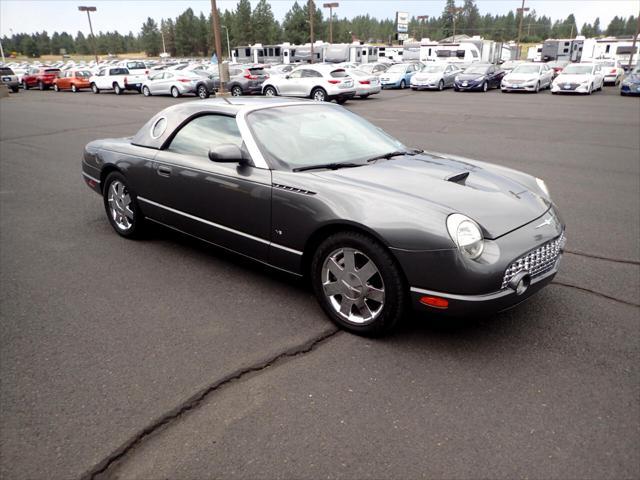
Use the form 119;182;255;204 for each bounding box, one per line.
301;221;399;278
99;164;123;194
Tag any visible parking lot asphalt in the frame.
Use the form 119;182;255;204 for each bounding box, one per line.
0;87;638;480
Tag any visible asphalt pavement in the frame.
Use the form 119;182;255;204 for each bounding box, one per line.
0;86;638;480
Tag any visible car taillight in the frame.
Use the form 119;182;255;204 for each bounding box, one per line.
327;79;340;84
610;69;617;74
244;74;259;80
178;78;192;83
359;80;370;85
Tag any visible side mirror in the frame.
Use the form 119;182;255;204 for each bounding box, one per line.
208;144;246;164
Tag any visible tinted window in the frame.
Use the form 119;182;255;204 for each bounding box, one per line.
126;62;146;70
0;68;14;75
76;70;91;78
109;68;128;75
330;69;348;78
303;69;322;78
167;115;242;157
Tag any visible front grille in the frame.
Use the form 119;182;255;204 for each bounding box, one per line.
501;233;565;289
561;83;580;90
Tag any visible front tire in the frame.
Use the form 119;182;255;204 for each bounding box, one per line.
482;81;488;92
534;82;540;93
11;86;19;93
142;86;151;97
311;87;327;102
103;172;144;238
399;79;406;89
438;79;444;91
53;83;60;92
22;80;29;90
311;231;406;336
38;81;45;91
264;86;277;97
197;85;209;99
231;85;242;96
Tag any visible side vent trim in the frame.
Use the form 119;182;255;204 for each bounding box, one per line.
273;183;317;196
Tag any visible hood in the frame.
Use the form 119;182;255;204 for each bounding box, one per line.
555;73;591;82
382;70;405;78
413;72;443;81
504;72;539;81
457;72;486;81
312;154;550;239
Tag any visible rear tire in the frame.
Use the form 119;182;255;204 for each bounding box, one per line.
336;98;348;105
38;81;45;91
103;172;145;239
11;86;19;93
231;85;243;96
53;83;60;92
171;86;180;98
482;81;488;92
311;87;327;102
22;80;29;90
114;83;122;95
311;231;406;336
91;83;100;94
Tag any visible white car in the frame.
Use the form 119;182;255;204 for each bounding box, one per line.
357;63;390;76
410;63;461;91
501;62;554;93
551;63;605;95
118;60;149;78
345;69;381;98
89;67;147;94
141;70;214;98
261;64;356;103
595;59;625;85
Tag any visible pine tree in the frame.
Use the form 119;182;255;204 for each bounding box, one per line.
252;0;279;44
234;0;253;45
282;1;308;44
140;17;161;56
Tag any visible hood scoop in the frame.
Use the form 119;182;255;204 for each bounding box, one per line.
446;171;470;185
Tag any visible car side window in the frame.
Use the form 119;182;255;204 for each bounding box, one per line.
302;69;321;78
288;69;303;79
167;115;243;158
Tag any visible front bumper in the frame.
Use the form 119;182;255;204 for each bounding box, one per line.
409;262;559;316
551;82;590;93
455;80;483;91
620;83;640;95
380;78;402;88
501;82;537;92
328;90;356;101
411;79;441;90
1;77;19;88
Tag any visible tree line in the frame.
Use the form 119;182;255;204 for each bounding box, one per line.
1;0;638;58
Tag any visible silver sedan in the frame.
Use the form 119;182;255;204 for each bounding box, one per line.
141;71;214;99
410;63;461;91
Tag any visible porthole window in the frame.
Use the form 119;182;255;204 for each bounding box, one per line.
151;117;167;139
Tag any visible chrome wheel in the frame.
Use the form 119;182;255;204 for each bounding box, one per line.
143;86;151;96
321;247;385;325
231;86;242;96
264;86;276;97
71;84;77;93
312;88;326;101
107;180;134;231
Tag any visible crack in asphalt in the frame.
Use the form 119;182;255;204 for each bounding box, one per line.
564;249;640;266
552;281;640;308
81;327;341;480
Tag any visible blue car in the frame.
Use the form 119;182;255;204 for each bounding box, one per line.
379;63;420;89
620;65;640;96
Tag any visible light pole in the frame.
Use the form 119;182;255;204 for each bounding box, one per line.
78;6;98;64
323;2;339;44
309;0;315;63
448;7;463;42
417;15;429;40
221;25;231;60
210;0;226;93
516;0;530;60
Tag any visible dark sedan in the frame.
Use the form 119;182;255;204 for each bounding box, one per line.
454;64;505;92
620;65;640;96
82;99;565;336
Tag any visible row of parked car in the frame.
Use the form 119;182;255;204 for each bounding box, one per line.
2;57;639;100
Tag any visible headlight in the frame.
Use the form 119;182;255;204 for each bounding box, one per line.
446;214;484;259
536;177;550;197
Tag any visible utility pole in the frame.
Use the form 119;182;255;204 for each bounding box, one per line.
323;2;339;44
210;0;226;93
449;7;463;42
221;25;231;60
78;6;98;64
417;15;429;40
309;0;315;63
160;29;167;56
628;14;640;71
516;0;530;60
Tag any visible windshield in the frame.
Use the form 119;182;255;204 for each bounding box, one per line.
248;105;409;170
358;64;374;73
421;65;446;73
126;62;146;70
387;64;406;73
512;64;540;74
463;65;489;75
562;65;593;75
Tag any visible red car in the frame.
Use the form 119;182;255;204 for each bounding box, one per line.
22;67;61;90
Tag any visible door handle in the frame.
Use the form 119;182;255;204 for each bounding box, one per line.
157;165;172;177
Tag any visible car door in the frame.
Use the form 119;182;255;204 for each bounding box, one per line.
542;64;553;87
160;72;175;94
594;64;604;88
443;65;454;86
146;114;272;262
278;69;303;96
301;69;322;96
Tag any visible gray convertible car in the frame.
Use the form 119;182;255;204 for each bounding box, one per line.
82;98;565;335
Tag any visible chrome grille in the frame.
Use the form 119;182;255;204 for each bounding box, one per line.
502;233;565;289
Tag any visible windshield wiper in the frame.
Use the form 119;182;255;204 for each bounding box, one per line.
365;150;417;163
293;162;364;172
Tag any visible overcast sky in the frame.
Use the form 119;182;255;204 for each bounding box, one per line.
1;0;638;37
